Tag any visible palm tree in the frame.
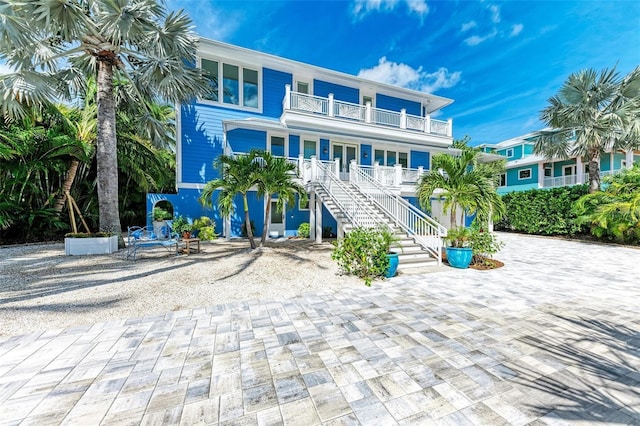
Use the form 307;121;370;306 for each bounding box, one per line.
199;151;262;249
416;147;505;228
0;0;210;233
536;66;640;193
255;151;307;246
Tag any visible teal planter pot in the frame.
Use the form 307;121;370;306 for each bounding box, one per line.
446;247;473;269
385;252;400;278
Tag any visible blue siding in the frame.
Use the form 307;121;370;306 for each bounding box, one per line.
313;80;359;103
289;135;300;158
553;160;576;176
376;93;420;115
613;153;626;169
507;165;537;185
410;150;430;169
147;190;223;238
286;194;309;237
360;144;372;166
263;67;292;118
600;155;611;172
320;138;330;161
227;128;266;153
180;103;260;183
524;144;535;155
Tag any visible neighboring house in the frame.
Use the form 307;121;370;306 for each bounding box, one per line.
478;132;640;195
147;38;454;267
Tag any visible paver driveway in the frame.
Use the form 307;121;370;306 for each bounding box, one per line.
0;233;638;425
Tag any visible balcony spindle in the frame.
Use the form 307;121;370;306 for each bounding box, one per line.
400;109;407;130
328;93;334;117
284;84;291;110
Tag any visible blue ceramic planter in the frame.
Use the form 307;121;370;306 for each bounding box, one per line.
446;247;473;269
385;252;400;278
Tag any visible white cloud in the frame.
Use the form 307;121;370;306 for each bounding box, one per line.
352;0;428;20
461;21;477;32
489;4;501;23
464;29;497;46
358;57;461;93
510;23;524;37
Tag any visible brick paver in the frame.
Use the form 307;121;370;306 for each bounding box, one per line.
1;233;639;425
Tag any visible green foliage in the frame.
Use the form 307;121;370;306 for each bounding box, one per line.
573;166;640;243
192;216;216;241
297;222;310;238
498;185;589;235
153;207;172;221
468;222;505;265
171;216;192;234
331;226;399;286
444;226;473;248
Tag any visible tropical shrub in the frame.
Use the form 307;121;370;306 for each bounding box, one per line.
573;166;640;244
297;222;310;238
331;226;399;286
171;216;192;235
497;185;588;235
192;216;217;241
468;222;505;266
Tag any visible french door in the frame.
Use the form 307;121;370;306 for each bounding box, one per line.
332;143;358;180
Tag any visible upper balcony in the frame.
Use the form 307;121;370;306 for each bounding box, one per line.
280;85;452;147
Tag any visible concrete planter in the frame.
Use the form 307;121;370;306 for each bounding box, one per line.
65;235;118;255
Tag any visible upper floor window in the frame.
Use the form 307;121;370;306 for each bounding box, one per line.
506;148;514;158
270;136;285;157
297;81;310;94
200;58;259;109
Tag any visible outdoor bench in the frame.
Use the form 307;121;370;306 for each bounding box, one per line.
126;225;179;261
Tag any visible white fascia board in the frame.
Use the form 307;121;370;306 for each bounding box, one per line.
506;154;546;167
281;111;452;148
196;37;453;113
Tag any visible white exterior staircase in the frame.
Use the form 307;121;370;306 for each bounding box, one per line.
303;158;446;270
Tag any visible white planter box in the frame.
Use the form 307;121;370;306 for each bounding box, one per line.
65;235;118;255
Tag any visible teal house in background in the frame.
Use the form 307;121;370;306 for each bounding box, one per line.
479;132;639;195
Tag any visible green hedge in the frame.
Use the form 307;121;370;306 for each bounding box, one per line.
497;185;589;236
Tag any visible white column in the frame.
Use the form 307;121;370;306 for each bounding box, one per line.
284;84;291;110
309;191;316;241
337;222;344;239
225;216;231;241
311;155;317;182
400;109;407;129
424;115;431;134
374;161;379;183
394;163;403;186
610;152;614;173
626;150;634;169
328;93;334;117
447;118;453;137
365;101;372;123
334;158;340;177
315;195;323;243
298;154;304;180
538;162;545;188
350;159;357;184
576;157;583;184
417;166;424;177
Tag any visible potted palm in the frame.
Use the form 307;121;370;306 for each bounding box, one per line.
444;226;473;268
379;226;402;278
152;207;172;238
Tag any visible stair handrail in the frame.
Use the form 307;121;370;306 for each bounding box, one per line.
350;163;446;264
313;161;389;230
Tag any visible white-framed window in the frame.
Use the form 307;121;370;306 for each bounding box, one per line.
372;148;408;167
268;134;286;157
296;81;310;94
499;174;506;187
544;164;552;177
299;193;310;211
362;94;374;107
302;139;317;159
518;168;532;180
199;58;260;110
506;148;514;158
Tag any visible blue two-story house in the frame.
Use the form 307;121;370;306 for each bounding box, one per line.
148;38;454;266
479;131;639;194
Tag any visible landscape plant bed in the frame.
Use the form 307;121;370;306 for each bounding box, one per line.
442;251;504;270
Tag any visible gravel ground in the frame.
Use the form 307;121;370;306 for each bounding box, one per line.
0;238;364;339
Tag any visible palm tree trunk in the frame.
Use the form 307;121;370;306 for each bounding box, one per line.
96;60;121;233
587;150;601;193
53;159;80;212
260;195;272;247
450;205;457;228
243;194;256;249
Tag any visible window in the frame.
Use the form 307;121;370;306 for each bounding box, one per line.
506;148;514;158
243;68;258;108
398;152;408;168
544;164;552;177
299;193;309;210
223;63;239;105
200;58;259;109
303;140;316;159
297;81;309;94
270;136;285;157
518;168;532;180
201;59;219;102
374;149;384;165
499;174;506;187
362;95;373;106
386;151;396;166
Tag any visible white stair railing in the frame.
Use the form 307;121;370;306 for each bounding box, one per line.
312;160;388;229
350;163;446;264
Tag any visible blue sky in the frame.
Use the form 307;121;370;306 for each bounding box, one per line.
167;0;639;144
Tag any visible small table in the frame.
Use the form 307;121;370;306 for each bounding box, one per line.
181;238;201;255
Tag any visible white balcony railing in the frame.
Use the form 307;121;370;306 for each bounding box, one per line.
358;164;426;186
542;169;624;188
283;86;452;137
